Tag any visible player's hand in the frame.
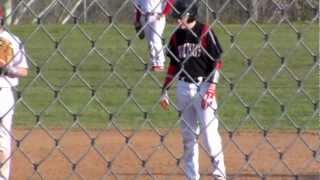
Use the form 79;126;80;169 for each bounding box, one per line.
201;83;216;109
134;21;141;30
160;90;170;110
157;14;165;20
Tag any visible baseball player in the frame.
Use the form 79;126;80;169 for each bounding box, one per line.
160;0;226;179
134;0;174;72
0;5;29;180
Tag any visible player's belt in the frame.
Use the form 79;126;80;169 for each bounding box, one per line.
179;76;204;83
144;12;161;16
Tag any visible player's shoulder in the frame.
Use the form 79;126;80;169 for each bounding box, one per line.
195;21;205;28
193;22;210;34
196;22;212;31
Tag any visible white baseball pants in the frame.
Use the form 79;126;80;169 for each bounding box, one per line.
0;87;14;180
141;14;166;67
176;80;226;180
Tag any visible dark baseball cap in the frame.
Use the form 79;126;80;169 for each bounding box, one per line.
172;0;198;19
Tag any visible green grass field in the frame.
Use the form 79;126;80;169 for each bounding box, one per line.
9;23;319;131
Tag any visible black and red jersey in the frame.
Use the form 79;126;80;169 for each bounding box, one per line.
167;22;223;81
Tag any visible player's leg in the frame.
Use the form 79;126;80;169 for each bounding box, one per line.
0;88;14;179
0;114;12;180
176;82;200;180
195;83;226;179
199;108;226;179
150;16;166;69
143;15;157;68
143;15;165;71
141;15;155;65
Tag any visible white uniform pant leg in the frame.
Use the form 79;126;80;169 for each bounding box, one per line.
195;83;226;178
143;15;166;67
176;82;200;180
0;88;14;180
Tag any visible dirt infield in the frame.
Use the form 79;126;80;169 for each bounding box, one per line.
11;129;319;180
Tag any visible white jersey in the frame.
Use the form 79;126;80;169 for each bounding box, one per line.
136;0;166;13
0;30;28;87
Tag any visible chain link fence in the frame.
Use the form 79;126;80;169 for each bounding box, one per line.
1;0;319;179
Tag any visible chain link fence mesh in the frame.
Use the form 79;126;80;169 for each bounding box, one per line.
1;0;319;179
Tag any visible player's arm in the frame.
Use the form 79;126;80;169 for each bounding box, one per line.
160;55;178;110
160;63;177;110
160;35;179;110
202;29;223;109
162;63;178;90
209;31;223;84
208;29;223;84
0;67;28;77
162;34;179;90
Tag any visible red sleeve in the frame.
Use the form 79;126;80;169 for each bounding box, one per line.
163;64;178;89
201;23;223;60
201;24;209;48
162;0;175;16
167;34;178;61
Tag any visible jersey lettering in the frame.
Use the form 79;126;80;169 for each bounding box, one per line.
177;43;202;59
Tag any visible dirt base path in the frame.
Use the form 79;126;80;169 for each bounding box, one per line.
11;129;319;180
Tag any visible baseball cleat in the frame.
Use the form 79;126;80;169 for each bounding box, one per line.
214;175;226;180
151;65;165;72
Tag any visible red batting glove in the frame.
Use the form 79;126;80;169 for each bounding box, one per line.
160;90;170;110
201;83;217;109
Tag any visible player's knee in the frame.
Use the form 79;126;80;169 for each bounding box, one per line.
183;134;198;146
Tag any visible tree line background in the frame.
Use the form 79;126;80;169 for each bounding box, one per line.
2;0;318;25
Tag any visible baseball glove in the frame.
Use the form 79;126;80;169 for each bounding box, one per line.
135;23;145;39
0;38;13;67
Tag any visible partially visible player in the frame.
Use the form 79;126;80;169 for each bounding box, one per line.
0;5;29;180
134;0;174;72
159;0;226;179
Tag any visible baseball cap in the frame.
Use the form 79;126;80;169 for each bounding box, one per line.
172;0;198;19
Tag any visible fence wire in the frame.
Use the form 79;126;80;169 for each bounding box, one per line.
1;0;319;179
